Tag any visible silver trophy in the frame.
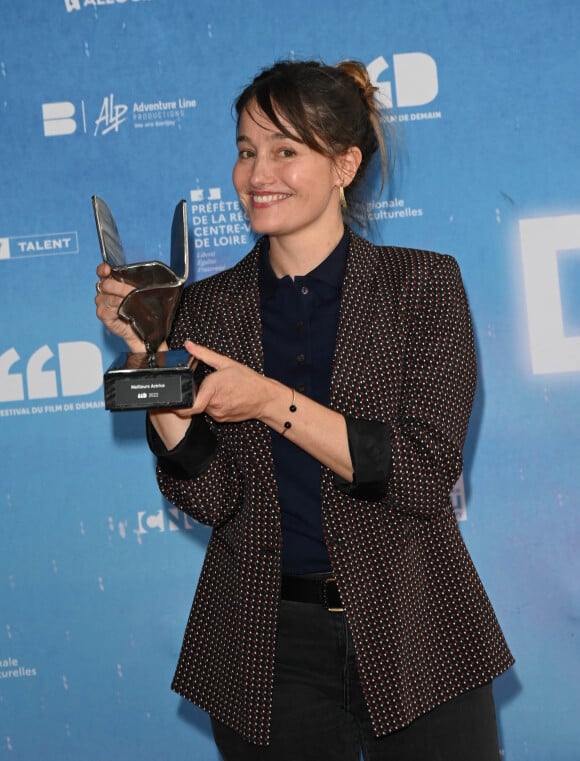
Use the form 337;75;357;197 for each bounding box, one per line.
93;195;195;411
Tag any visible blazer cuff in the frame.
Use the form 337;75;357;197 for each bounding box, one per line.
146;414;218;481
333;416;393;501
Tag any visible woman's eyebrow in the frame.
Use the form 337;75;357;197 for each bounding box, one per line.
236;131;301;143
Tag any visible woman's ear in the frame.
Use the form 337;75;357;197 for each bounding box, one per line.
335;146;363;188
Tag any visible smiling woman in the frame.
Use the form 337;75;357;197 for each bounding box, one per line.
95;58;513;761
232;105;359;274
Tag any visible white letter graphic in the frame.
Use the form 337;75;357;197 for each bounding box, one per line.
58;341;103;396
0;348;24;402
367;56;393;109
27;345;57;399
0;238;10;260
519;214;580;374
42;102;77;137
393;53;438;108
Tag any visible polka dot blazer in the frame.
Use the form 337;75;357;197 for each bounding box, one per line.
156;230;514;746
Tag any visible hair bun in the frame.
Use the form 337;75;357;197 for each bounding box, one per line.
337;60;378;108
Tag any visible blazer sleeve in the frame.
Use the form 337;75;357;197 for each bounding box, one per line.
152;431;245;527
382;253;476;518
143;280;248;528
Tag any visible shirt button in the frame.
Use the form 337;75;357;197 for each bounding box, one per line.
300;286;309;295
296;321;304;331
297;354;305;364
297;384;305;393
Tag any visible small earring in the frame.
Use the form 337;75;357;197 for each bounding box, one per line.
339;184;347;209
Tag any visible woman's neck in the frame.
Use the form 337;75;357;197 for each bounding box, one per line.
268;224;345;279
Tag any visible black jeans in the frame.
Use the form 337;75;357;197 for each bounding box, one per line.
211;599;501;761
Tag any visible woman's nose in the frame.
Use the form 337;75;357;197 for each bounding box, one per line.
249;153;274;185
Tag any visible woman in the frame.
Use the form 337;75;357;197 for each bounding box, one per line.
96;59;513;761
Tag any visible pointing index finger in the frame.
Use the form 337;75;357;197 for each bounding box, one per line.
184;341;230;370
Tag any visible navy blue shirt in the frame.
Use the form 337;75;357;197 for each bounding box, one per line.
259;229;349;574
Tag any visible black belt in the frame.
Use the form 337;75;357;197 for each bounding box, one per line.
281;575;344;612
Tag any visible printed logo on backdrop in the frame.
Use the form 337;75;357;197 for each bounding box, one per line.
0;656;38;681
367;53;440;123
0;342;105;416
519;213;580;374
64;0;152;12
190;187;252;277
3;622;38;686
42;101;85;136
42;93;197;137
0;231;79;260
109;506;197;545
364;53;439;223
366;197;424;224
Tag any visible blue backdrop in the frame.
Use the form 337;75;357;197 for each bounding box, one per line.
1;1;579;759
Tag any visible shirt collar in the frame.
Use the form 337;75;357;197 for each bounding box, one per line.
259;227;350;303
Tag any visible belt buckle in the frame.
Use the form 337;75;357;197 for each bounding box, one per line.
323;577;344;613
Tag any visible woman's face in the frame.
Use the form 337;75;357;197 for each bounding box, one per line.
233;102;343;243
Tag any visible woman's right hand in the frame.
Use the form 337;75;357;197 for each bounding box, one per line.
94;262;147;353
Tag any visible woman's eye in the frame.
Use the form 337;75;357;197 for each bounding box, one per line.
238;149;254;159
279;148;296;158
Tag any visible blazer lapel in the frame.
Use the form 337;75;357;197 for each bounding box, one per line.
213;233;379;413
330;232;379;413
216;240;265;373
212;240;279;475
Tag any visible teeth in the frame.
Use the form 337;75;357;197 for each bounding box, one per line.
252;194;288;203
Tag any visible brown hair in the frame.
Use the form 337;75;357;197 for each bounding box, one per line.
234;59;393;216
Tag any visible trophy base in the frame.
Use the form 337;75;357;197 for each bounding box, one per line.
104;349;195;411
